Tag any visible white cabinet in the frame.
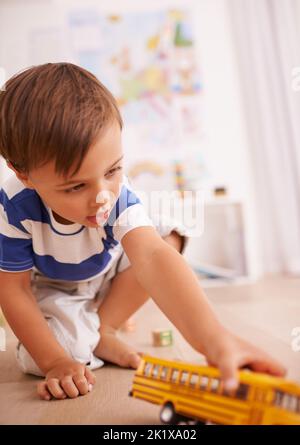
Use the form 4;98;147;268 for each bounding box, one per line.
183;199;251;287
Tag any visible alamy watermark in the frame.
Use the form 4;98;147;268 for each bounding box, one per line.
95;188;205;237
291;326;300;352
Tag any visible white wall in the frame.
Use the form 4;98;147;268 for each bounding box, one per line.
191;0;262;278
0;0;262;277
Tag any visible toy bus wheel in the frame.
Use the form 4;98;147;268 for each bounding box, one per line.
160;402;181;424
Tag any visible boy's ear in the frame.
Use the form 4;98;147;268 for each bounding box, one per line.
6;161;35;190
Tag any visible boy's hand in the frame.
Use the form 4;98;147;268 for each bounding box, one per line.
37;357;96;400
205;331;287;391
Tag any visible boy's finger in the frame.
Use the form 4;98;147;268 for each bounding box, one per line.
219;358;239;391
85;366;96;387
73;373;89;395
37;381;52;401
243;357;287;377
266;361;287;377
46;378;67;399
61;375;80;398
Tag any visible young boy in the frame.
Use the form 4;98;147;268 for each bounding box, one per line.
0;63;285;401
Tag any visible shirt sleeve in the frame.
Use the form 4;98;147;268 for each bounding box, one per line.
106;178;154;243
0;189;34;272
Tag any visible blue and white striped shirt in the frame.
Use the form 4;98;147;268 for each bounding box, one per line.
0;174;154;282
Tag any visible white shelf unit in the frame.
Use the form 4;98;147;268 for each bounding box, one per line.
183;198;252;287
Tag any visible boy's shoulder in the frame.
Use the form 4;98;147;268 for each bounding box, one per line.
1;174;36;203
0;174;41;221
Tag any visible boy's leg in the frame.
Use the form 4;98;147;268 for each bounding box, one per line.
93;231;183;368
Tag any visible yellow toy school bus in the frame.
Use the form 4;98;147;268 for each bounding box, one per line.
129;354;300;425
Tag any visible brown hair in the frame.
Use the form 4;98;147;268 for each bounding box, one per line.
0;62;123;179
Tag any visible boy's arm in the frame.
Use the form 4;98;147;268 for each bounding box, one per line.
121;227;286;388
122;227;223;353
0;271;95;399
0;271;67;374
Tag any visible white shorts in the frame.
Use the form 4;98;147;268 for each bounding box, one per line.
16;223;188;377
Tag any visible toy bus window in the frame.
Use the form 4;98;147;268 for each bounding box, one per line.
289;395;298;413
171;369;180;383
297;397;300;413
190;373;199;388
180;371;189;385
144;362;153;377
211;378;220;393
200;375;209;390
282;394;297;412
151;365;160;378
274;390;284;407
294;396;299;413
235;383;249;400
160;367;168;381
282;394;291;411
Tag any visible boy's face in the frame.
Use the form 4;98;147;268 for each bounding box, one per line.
11;121;124;227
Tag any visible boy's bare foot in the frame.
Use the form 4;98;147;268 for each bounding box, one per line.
94;325;142;369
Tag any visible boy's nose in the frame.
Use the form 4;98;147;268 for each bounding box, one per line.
89;201;107;213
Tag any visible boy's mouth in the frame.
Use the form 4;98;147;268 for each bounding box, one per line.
86;210;110;225
86;215;98;224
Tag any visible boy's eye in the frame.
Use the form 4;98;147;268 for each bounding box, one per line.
64;183;85;193
106;166;122;177
63;167;122;193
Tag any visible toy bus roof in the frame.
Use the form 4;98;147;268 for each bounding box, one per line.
139;354;300;396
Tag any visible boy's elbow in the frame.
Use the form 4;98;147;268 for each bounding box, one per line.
121;226;167;268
